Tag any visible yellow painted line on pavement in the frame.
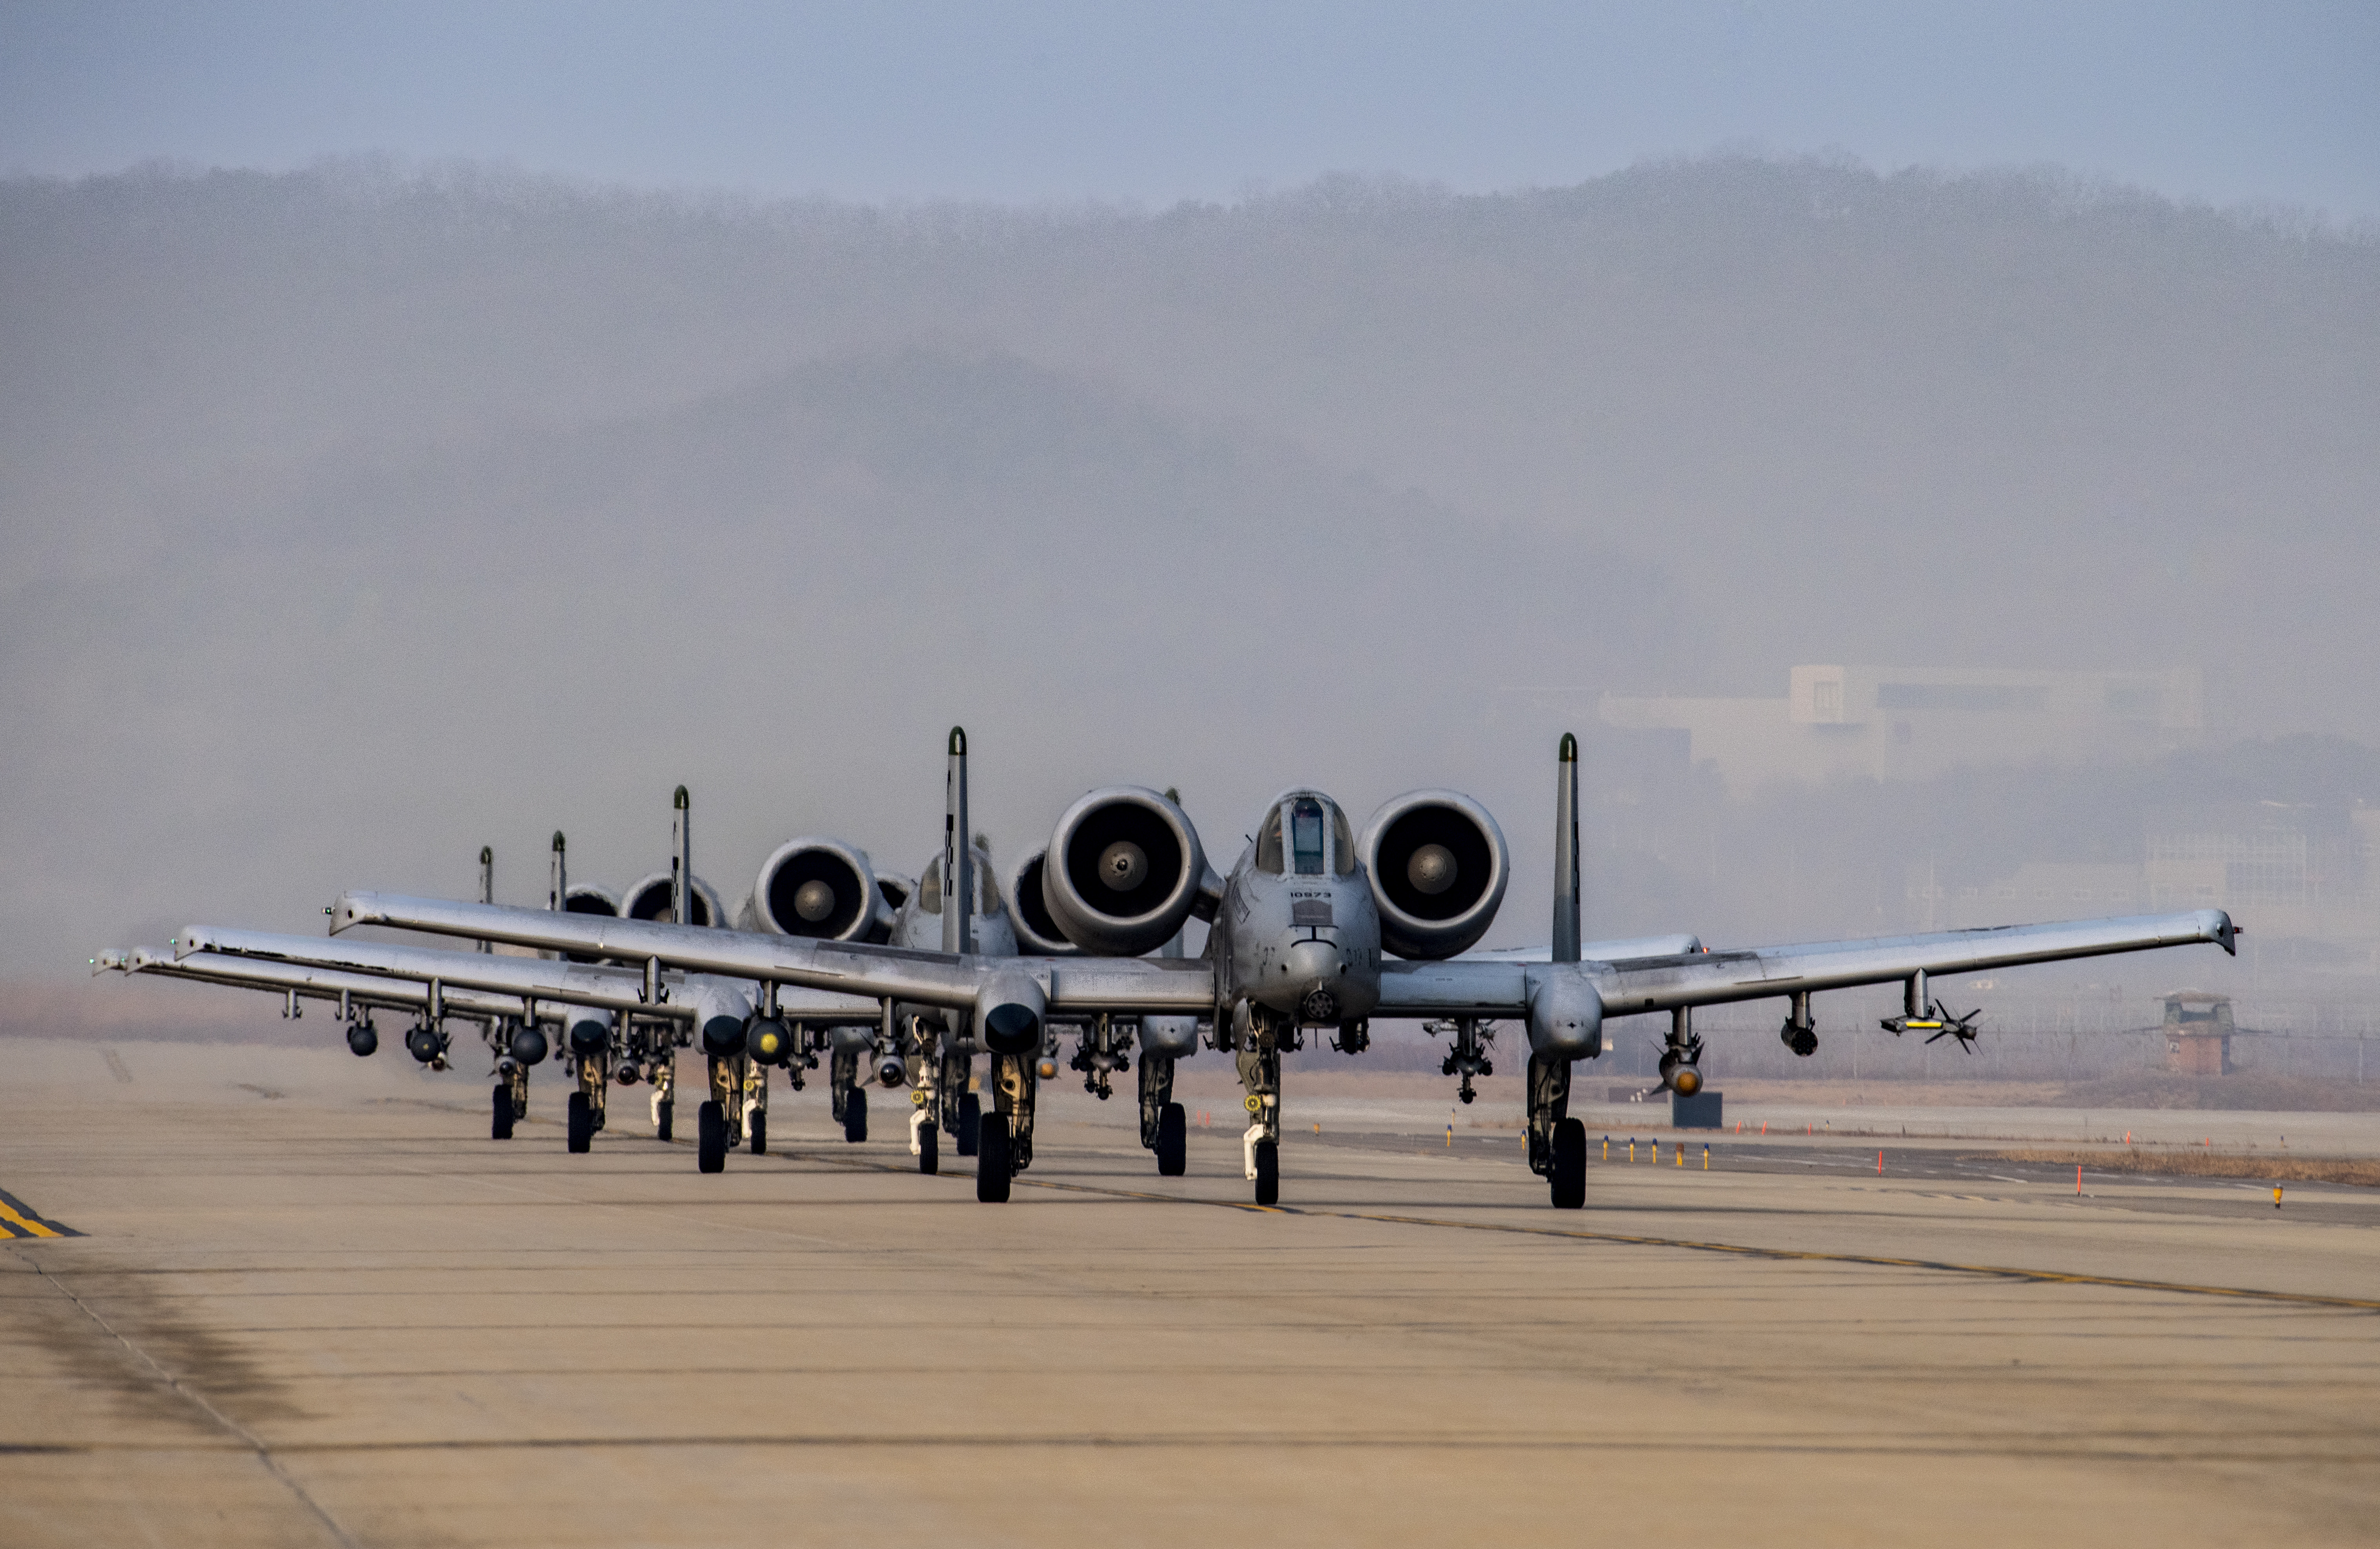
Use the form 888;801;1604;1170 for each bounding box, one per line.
0;1188;79;1239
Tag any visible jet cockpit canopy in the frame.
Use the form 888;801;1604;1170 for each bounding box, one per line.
1255;792;1358;878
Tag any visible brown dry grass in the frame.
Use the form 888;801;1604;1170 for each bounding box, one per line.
1996;1148;2380;1186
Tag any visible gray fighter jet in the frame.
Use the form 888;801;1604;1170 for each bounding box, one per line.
309;730;2237;1208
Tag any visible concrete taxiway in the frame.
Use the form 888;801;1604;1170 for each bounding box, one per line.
3;1037;2376;1547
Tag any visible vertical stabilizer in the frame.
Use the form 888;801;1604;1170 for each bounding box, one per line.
944;728;973;955
478;846;495;953
672;786;692;928
1552;733;1580;963
549;831;567;912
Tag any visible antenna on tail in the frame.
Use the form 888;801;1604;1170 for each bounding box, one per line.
672;786;692;927
1552;733;1580;963
944;728;973;955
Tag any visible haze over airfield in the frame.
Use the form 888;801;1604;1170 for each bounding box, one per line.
1;5;2376;991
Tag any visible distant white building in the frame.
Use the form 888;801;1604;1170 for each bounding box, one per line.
1598;664;2203;795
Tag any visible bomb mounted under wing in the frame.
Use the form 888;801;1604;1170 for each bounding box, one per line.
332;730;2238;1210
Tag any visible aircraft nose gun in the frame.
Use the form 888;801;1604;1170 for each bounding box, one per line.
1285;939;1345;1022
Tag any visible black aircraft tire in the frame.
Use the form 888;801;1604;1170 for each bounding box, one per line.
1550;1117;1587;1209
1156;1102;1187;1177
843;1085;868;1144
1253;1139;1280;1206
697;1100;727;1174
492;1084;515;1141
955;1091;980;1156
749;1110;767;1155
975;1118;1012;1203
918;1121;939;1175
655;1098;673;1143
566;1091;593;1154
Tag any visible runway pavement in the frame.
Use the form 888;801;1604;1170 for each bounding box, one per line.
4;1037;2377;1546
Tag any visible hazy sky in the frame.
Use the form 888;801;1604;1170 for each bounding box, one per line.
4;1;2376;218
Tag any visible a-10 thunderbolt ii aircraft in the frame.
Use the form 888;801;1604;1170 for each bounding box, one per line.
128;808;886;1168
322;729;2241;1208
158;736;1189;1178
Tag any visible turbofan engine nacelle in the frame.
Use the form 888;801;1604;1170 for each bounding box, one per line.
740;838;892;944
1361;790;1511;959
1007;849;1085;957
621;872;726;929
1042;787;1207;957
557;884;620;964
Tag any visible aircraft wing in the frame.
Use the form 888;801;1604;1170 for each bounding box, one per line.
1376;910;2233;1019
333;894;1220;1015
1589;910;2236;1017
1463;934;1704;964
102;947;564;1022
173;925;882;1021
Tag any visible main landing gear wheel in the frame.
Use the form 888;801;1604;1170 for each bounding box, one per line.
697;1100;727;1174
1549;1117;1587;1209
955;1091;980;1156
918;1121;939;1175
1156;1103;1187;1177
491;1084;515;1140
566;1091;593;1153
655;1098;673;1143
1253;1139;1279;1206
975;1118;1012;1203
843;1085;868;1144
749;1110;767;1156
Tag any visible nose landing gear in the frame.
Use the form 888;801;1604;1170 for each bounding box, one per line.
1233;1011;1287;1206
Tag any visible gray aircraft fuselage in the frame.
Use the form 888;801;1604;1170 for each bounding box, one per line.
1204;790;1383;1028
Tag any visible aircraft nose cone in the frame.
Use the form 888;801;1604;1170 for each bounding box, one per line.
1408;843;1458;895
1285;938;1341;984
793;880;836;923
1098;841;1148;891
